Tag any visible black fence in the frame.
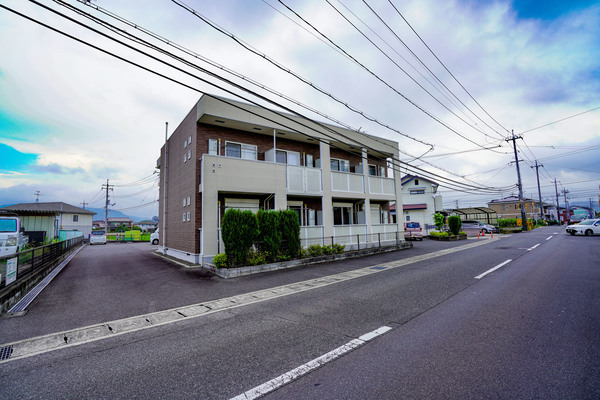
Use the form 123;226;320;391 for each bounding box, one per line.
0;236;83;288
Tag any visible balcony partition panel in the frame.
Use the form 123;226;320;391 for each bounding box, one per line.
331;171;364;193
368;176;396;195
287;165;322;195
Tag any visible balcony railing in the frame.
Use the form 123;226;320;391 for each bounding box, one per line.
287;165;322;195
331;171;364;193
368;176;395;195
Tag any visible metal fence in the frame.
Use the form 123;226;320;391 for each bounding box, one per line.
0;236;83;288
300;231;404;251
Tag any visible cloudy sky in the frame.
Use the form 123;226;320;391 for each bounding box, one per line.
1;0;599;218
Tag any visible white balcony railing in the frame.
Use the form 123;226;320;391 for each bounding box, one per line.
368;176;395;195
370;223;398;234
331;171;364;193
287;165;322;195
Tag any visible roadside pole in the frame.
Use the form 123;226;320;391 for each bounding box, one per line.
507;130;527;230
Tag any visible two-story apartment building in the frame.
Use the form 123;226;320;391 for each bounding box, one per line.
400;175;443;228
158;95;405;264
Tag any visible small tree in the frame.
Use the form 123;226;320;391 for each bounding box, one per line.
257;209;281;262
447;215;462;235
221;208;259;266
433;212;445;231
279;210;301;258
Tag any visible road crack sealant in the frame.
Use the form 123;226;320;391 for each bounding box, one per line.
0;238;498;364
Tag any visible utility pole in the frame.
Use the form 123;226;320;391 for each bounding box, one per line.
554;179;560;223
34;190;41;203
102;179;114;232
562;188;570;222
507;130;527;230
531;160;544;221
80;200;87;210
162;122;168;254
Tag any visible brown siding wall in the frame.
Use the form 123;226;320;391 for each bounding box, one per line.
159;105;199;254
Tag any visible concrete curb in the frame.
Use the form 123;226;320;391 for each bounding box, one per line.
204;242;413;279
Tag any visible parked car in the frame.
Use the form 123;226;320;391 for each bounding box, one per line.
461;220;498;234
150;228;159;245
404;222;423;241
89;230;107;245
566;219;600;236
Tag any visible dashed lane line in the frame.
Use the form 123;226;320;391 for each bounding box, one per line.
0;238;497;364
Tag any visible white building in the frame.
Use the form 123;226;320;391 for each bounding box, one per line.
400;175;443;229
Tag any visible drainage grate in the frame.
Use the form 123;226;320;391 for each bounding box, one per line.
371;266;387;270
0;345;13;361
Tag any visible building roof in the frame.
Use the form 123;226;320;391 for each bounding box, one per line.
488;195;535;204
400;174;438;187
1;202;95;215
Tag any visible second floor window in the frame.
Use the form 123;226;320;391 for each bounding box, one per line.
73;215;79;222
331;158;349;172
226;142;257;160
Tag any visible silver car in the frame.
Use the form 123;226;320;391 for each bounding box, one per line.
461;220;498;234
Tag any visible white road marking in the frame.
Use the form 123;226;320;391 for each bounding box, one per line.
546;236;553;241
475;259;512;280
528;243;541;251
230;326;392;400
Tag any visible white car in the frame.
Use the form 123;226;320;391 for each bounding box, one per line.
150;229;159;245
566;219;600;236
89;230;107;245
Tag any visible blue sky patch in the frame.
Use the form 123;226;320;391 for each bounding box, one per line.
0;142;39;172
510;0;598;20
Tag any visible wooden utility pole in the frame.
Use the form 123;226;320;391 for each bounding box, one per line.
507;130;527;230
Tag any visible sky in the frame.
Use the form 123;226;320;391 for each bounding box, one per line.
0;0;599;219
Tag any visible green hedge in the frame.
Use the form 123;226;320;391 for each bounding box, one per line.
221;209;259;267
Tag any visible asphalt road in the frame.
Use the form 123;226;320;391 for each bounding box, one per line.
0;227;598;399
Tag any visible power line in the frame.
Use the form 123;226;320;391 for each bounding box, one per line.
274;0;500;150
386;0;510;135
324;0;504;142
519;106;600;134
6;1;511;196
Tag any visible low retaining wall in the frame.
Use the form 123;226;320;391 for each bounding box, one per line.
204;241;413;279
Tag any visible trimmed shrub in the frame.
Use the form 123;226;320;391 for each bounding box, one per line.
247;249;268;266
429;231;449;238
257;210;281;262
447;215;462;235
332;243;345;253
212;253;228;269
499;218;518;228
279;210;301;258
221;208;259;266
307;244;324;257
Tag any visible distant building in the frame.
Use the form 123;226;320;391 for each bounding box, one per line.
136;220;158;231
1;202;95;242
488;195;543;220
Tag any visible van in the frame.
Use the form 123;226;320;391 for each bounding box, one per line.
404;222;423;241
150;228;159;245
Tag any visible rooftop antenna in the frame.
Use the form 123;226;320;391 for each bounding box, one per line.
34;190;41;203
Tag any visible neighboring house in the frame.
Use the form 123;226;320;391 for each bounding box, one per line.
487;195;543;221
136;220;158;231
400;175;443;228
0;202;95;242
158;94;405;264
107;217;133;231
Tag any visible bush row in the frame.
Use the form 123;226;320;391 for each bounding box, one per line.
219;209;301;268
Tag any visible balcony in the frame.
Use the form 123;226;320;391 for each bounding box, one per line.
287;165;322;195
331;171;364;193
